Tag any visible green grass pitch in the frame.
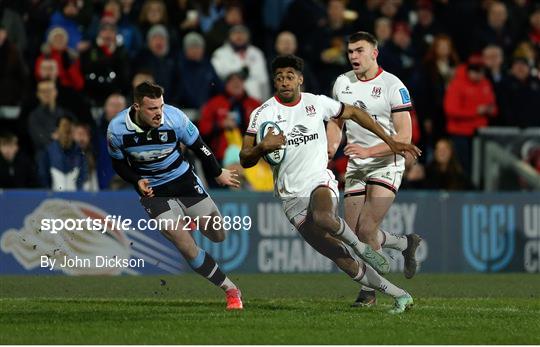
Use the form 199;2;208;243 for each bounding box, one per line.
1;273;539;344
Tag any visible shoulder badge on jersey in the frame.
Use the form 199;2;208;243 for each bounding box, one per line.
186;121;196;136
399;88;411;104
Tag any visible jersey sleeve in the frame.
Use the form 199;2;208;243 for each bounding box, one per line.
331;77;341;100
106;125;125;160
245;104;267;136
389;80;413;113
318;95;345;121
173;107;200;146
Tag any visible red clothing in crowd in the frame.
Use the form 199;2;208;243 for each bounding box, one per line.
35;49;85;91
443;65;497;136
199;93;261;161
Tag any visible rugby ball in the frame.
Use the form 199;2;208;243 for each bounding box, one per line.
256;121;286;165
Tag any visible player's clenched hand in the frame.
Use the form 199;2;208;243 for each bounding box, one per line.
216;169;241;188
137;179;154;197
344;143;370;159
388;140;422;159
260;127;286;152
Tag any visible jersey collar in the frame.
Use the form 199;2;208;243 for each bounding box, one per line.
274;93;302;107
356;66;383;82
125;106;164;132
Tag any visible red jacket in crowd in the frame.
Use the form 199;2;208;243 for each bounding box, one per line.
199;93;261;161
35;49;85;91
443;64;497;136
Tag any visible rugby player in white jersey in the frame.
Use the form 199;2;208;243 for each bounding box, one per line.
240;55;421;313
327;31;422;307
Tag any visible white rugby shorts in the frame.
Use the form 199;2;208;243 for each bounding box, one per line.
344;165;404;196
281;169;339;229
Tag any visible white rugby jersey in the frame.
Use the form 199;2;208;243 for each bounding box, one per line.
246;93;344;199
333;68;412;168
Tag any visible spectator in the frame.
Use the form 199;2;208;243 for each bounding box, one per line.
379;0;408;22
28;80;74;153
400;161;426;190
176;32;222;109
473;1;516;57
260;0;294;54
482;44;507;124
0;23;29;106
212;25;269;101
135;24;178;103
38;115;88;191
500;57;540;128
373;17;392;50
0;2;27;54
47;0;88;52
87;0;143;58
513;41;537;68
35;27;84;92
96;93;127;189
138;0;179;50
0;132;37;188
416;34;459;154
482;44;506;84
34;55;93;128
379;22;417;85
169;0;200;36
272;31;319;93
443;54;497;175
199;72;260;164
424;138;473;191
80;23;130;105
35;57;59;82
72;122;98;191
411;1;446;60
205;2;244;54
120;0;140;23
312;0;354;95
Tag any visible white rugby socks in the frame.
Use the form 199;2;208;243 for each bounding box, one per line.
331;218;367;253
378;229;408;251
353;263;406;298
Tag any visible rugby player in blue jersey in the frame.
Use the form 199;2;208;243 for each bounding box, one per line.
107;81;243;310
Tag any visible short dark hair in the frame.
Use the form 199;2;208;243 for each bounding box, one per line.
271;55;304;75
134;81;164;104
0;131;17;145
348;31;378;48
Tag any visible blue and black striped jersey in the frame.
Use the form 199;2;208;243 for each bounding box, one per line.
107;104;199;186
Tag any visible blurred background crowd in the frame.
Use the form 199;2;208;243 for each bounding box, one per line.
0;0;539;192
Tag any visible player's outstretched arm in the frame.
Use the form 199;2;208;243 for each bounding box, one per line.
239;130;285;168
187;136;240;188
111;158;154;197
326;118;344;160
341;104;421;159
344;111;412;159
215;169;241;188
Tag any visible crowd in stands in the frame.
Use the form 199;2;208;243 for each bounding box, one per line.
1;0;540;192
